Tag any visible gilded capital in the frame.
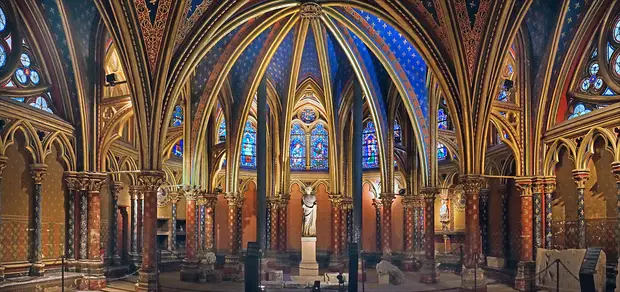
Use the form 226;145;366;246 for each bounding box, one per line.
531;177;544;194
184;186;200;201
543;176;556;194
571;169;590;189
380;193;395;206
128;185;142;200
459;175;485;195
515;177;533;197
87;173;107;193
30;164;48;184
64;171;79;191
203;193;219;208
138;171;165;193
0;156;7;177
401;196;416;208
612;162;620;183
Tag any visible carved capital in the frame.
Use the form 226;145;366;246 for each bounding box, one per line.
300;2;322;19
531;177;544;194
612;162;620;183
0;156;7;177
515;177;533;197
459;175;485;196
340;197;352;210
543;176;556;194
129;185;142;200
401;196;416;208
225;192;243;207
184;186;200;201
87;173;107;194
30;164;48;184
380;193;395;206
138;171;165;193
203;193;218;208
64;171;79;191
571;169;590;189
111;181;124;200
328;193;343;206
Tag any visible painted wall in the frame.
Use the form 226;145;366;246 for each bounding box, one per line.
362;183;377;252
215;194;229;252
42;144;66;261
315;183;331;252
241;181;257;250
391;195;403;252
287;183;303;251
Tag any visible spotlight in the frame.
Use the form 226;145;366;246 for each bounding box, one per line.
503;79;514;90
106;73;118;86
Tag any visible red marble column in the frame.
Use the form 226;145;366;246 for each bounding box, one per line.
340;198;351;255
401;196;416;271
80;173;106;290
514;178;535;291
420;188;439;283
460;175;486;291
135;171;164;292
278;194;290;253
181;188;199;282
269;197;280;252
380;193;395;261
204;193;218;251
328;194;342;271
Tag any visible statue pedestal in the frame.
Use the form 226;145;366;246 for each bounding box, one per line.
299;237;319;276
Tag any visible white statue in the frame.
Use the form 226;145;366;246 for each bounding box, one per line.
302;186;317;237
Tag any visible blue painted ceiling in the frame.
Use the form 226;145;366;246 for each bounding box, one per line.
297;25;322;86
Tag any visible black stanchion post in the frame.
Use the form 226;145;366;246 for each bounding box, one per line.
61;255;64;292
556;260;559;292
245;242;260;292
348;243;358;292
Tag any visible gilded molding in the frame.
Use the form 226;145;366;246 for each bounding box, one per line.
514;177;533;197
571;169;590;189
300;2;322;19
0;156;7;177
612;162;620;183
29;163;48;184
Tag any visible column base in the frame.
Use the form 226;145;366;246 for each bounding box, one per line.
0;266;5;281
81;260;104;276
514;261;536;291
111;255;122;266
65;259;78;272
328;254;344;272
129;252;142;266
402;253;418;271
29;262;45;276
460;268;486;292
420;259;439;283
77;275;107;290
223;254;243;281
135;269;157;292
180;258;200;282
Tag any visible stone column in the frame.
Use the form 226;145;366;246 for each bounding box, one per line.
498;184;508;262
328;194;342;270
197;197;206;253
278;194;290;254
543;177;556;249
572;169;589;249
110;181;123;265
224;193;242;268
460;175;486;291
0;156;7;280
204;193;218;251
401;196;416;271
612;163;620;256
341;197;352;255
532;178;544;251
63;172;78;272
77;173;90;266
479;188;490;263
137;190;144;256
181;188;199;282
169;193;181;252
372;198;382;252
415;195;425;254
128;186;141;264
268;197;280;253
29;164;47;276
514;178;535;291
380;193;395;261
420;188;439;283
82;174;107;290
135;171;164;292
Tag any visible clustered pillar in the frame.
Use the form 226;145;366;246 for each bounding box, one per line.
543;177;556;249
380;193;394;261
401;195;416;271
129;185;142;264
514;178;535;291
110;181;123;265
225;192;243;270
420;188;438;283
135;171;164;292
460;175;486;291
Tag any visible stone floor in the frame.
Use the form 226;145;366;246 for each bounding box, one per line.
104;269;518;292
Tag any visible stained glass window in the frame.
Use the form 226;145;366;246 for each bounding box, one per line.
218;118;227;143
300;108;317;124
240;121;256;168
310;124;328;169
438;108;448;130
568;103;592;119
290;123;306;170
29;95;53;113
437;143;447;161
172;139;183;157
363;121;379;169
394;120;401;144
171;105;183;127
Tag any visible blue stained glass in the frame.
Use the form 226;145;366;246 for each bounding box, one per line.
498;89;508;101
310;124;328;170
240;121;256;168
171;105;183;127
290;123;306;170
173;139;183;157
568;103;591;120
362;121;379;169
438;108;448;129
300;108;317;124
218;118;226;142
394;120;401;143
437;143;447;160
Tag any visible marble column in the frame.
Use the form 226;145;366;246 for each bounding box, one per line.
135;171;164;292
380;193;395;261
224;193;242;268
77;173;90;266
460;175;486;291
420;188;439;283
0;156;7;280
612;163;620;257
328;194;342;270
204;193;218;251
111;181;123;265
63;172;78;272
543;177;556;249
268;197;280;253
80;173;107;290
137;190;144;256
278;194;290;253
341;197;352;255
532;178;544;251
479;188;490;263
498;184;508;261
128;186;141;264
198;197;206;253
181;187;199;282
372;199;382;252
169;193;181;252
401;196;416;271
572;169;589;249
29;164;47;276
514;178;535;291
